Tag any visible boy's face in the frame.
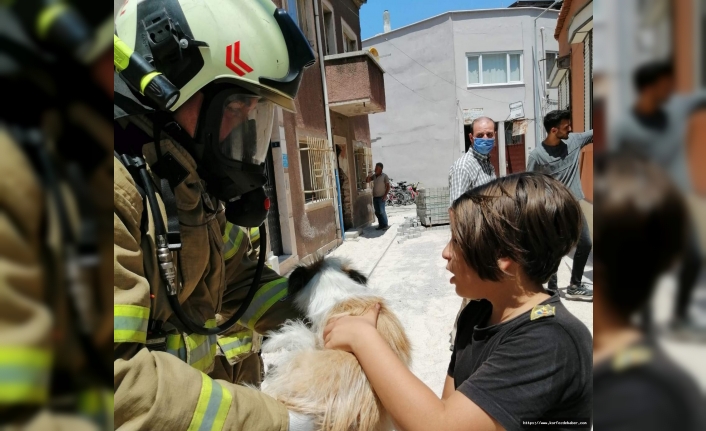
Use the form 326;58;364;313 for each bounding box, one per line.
443;212;485;298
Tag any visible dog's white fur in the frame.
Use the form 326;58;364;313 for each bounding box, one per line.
261;257;411;431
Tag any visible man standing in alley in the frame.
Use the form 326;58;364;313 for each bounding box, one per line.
448;116;497;349
527;110;594;301
367;162;390;230
448;116;497;205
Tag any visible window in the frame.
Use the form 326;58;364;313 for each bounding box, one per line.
354;146;373;190
286;0;316;48
299;137;335;204
466;52;523;86
545;52;558;84
341;20;358;53
503;121;527;175
344;34;357;52
321;0;336;56
286;0;300;26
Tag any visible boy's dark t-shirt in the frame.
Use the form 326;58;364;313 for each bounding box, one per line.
593;337;706;431
448;293;592;431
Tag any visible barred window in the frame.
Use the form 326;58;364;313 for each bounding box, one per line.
354;146;373;190
299;137;335;204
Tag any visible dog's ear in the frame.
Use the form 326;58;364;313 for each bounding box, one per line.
287;256;327;295
346;269;368;285
287;266;309;296
341;264;368;285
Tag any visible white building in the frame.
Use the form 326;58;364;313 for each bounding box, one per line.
363;6;560;187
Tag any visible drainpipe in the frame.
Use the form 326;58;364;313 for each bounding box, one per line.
540;26;547;117
313;0;344;241
533;1;561;147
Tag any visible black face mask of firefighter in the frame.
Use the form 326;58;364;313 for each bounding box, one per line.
193;87;274;226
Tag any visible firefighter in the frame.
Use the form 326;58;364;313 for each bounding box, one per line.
0;1;113;429
113;0;317;429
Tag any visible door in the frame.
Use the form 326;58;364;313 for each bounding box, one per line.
503;122;526;174
264;144;283;256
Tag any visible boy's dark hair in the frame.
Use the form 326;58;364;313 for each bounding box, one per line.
450;172;581;285
543;110;571;134
633;60;674;92
594;153;687;317
376;162;383;169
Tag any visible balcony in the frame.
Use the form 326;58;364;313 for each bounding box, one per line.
324;51;386;117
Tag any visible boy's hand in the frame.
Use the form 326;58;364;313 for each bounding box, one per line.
323;304;381;353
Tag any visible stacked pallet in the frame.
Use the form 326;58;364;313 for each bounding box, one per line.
416;187;450;227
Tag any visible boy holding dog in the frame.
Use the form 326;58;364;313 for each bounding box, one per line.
324;172;593;431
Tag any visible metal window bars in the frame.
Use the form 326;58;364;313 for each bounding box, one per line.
301;136;335;204
354;146;373;190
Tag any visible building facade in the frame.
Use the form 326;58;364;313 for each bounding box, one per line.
266;0;385;272
548;0;594;202
674;0;706;195
362;7;559;188
114;0;385;273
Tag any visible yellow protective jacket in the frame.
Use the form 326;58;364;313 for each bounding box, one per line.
0;127;112;430
114;138;302;431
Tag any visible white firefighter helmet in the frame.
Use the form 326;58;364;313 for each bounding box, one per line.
114;0;315;203
114;0;314;113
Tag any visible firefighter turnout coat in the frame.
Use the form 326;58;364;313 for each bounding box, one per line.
114;138;302;430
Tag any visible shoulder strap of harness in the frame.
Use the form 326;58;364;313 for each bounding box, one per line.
115;150;149;238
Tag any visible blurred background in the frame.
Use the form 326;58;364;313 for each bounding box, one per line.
0;0;112;429
595;0;706;347
594;0;706;429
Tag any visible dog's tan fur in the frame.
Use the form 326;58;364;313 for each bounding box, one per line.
261;259;412;431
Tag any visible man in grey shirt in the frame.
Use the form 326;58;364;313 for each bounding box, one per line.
612;61;704;335
527;110;593;301
366;162;390;230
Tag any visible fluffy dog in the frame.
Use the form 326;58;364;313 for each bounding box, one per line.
261;257;412;431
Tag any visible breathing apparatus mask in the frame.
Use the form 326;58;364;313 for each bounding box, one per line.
189;85;274;227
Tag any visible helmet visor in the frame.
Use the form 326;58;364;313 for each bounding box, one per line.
218;94;274;166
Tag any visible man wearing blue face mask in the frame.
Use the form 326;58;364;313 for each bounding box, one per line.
448;117;497;205
448;116;497;350
527;110;594;301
